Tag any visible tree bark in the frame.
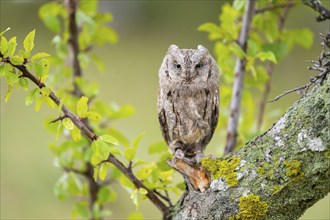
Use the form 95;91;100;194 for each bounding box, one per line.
171;75;329;219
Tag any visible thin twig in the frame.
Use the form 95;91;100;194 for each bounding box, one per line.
255;2;295;14
225;0;256;155
49;115;68;124
105;154;170;218
268;84;310;103
269;32;330;103
154;189;173;207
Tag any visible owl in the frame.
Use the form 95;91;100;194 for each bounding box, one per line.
157;45;219;164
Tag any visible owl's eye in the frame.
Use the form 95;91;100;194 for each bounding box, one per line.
195;63;203;68
175;64;181;69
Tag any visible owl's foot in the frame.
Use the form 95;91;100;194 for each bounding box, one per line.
174;148;185;160
194;151;204;164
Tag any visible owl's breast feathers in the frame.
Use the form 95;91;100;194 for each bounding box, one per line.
158;85;219;153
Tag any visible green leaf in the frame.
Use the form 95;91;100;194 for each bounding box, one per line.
34;98;42;112
53;173;69;201
10;56;24;65
109;104;135;119
99;134;119;145
87;111;102;122
136;167;152;180
79;0;98;16
5;70;19;86
0;27;10;37
34;58;50;81
31;52;50;62
19;77;29;90
148;141;168;154
0;36;8;54
97;186;117;203
130;189;139;208
23;29;35;52
91;54;105;73
99;163;108;181
198;22;223;40
40;87;51;96
62;118;74;130
6;37;17;57
42;96;56;108
292;28;314;49
138;187;148;195
92;26;118;45
74;202;89;219
19;50;30;59
41;6;61;32
127;211;144;220
262;43;289;62
132;132;146;148
25;88;40;106
124;147;136;161
4;86;13;103
233;0;245;10
92;140;120;165
230;42;245;59
256;51;277;64
77;96;89;118
159;169;174;182
71;127;81;142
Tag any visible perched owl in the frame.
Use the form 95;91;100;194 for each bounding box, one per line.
157;45;219;164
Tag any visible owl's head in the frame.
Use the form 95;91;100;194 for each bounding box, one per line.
160;44;218;84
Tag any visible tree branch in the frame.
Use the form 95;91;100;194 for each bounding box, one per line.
0;53;170;220
225;0;256;154
66;0;83;97
172;69;330;220
104;154;170;218
171;32;330;220
302;0;330;21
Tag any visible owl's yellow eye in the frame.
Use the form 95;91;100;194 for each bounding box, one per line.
175;64;181;69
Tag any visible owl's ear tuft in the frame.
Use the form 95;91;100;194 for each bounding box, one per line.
198;45;209;53
168;44;179;53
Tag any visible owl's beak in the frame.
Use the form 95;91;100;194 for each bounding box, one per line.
184;69;194;81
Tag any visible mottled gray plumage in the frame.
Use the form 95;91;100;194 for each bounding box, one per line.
157;45;219;163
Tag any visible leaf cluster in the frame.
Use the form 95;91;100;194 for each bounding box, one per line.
199;0;314;147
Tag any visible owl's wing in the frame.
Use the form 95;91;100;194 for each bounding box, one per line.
210;92;219;137
158;103;171;146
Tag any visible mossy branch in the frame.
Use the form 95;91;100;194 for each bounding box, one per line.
170;35;330;219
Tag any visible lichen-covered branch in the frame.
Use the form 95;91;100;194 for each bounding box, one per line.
172;73;329;220
302;0;330;21
171;36;330;219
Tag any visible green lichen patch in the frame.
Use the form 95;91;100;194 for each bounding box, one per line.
284;160;304;182
325;150;330;159
201;156;241;187
256;162;274;179
272;185;284;195
230;194;269;220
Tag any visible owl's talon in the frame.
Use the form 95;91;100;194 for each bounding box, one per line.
174;148;185;160
195;151;204;164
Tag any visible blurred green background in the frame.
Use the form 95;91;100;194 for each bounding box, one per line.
1;0;329;219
